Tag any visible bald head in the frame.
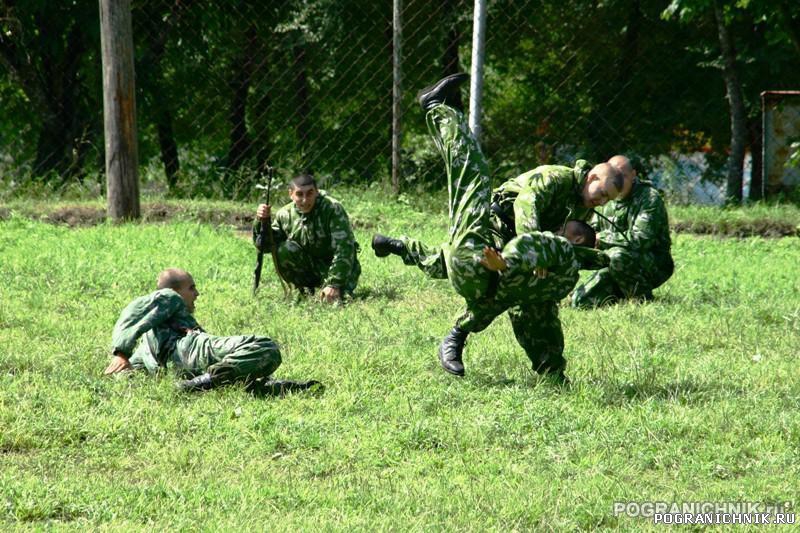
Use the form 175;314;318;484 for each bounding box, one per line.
157;268;199;313
582;162;624;208
157;268;192;290
608;155;636;199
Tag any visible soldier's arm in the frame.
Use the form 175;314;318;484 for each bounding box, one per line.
572;246;610;270
109;289;186;360
252;208;288;251
512;181;554;234
321;203;357;290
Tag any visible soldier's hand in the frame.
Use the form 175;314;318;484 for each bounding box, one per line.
104;354;132;375
320;286;341;304
257;204;271;220
535;267;548;279
480;247;508;272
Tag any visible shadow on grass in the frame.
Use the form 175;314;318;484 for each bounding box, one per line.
245;379;325;398
352;285;401;301
595;378;744;406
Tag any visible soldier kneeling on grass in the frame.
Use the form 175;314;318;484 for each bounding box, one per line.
103;268;319;394
253;174;361;304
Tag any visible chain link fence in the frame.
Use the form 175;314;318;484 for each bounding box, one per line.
1;0;799;201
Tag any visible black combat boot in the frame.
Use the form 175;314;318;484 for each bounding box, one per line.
178;372;215;392
371;234;405;258
437;327;469;376
417;73;468;112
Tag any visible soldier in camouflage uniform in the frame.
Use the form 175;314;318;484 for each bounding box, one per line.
253;174;360;303
572;155;674;308
104;268;316;393
374;73;618;382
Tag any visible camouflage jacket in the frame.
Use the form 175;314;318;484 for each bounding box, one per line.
253;191;359;289
594;179;671;256
492;160;594;236
111;289;201;367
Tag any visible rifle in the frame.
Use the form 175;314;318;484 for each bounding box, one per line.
253;167;291;297
590;208;631;247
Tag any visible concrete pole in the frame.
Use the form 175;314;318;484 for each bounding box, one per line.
469;0;487;139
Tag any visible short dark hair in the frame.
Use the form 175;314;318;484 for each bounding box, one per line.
157;268;192;290
289;174;317;190
565;220;596;248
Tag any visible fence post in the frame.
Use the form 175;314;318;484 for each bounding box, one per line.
469;0;487;139
100;0;140;220
392;0;403;194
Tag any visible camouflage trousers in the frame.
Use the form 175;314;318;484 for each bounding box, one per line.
276;239;361;294
413;104;577;373
571;246;673;308
130;331;282;384
398;235;573;374
426;104;497;301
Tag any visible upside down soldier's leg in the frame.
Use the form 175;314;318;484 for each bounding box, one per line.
508;302;566;375
426;104;496;301
397;236;448;279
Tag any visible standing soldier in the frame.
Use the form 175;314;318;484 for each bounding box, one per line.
571;155;674;308
375;73;617;383
253;174;361;303
104;268;318;393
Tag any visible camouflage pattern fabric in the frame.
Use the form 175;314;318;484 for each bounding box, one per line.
572;179;673;308
397;237;448;280
454;232;578;373
492;161;594;239
421;103;581;373
253;191;360;294
113;289;281;383
425;104;499;301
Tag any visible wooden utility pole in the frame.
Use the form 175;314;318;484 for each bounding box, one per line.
100;0;140;220
392;0;403;194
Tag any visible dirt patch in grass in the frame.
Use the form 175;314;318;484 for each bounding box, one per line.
2;202;797;237
44;206;108;226
672;220;799;238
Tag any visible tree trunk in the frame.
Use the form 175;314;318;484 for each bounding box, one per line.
31;19;87;179
157;113;180;190
713;0;746;203
293;43;311;153
227;27;257;173
139;0;183;191
442;0;461;76
779;2;800;58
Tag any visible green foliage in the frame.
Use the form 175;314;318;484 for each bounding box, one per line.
2;0;800;201
1;194;799;528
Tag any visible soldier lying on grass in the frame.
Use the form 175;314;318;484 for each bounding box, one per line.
253;174;360;304
104;268;319;394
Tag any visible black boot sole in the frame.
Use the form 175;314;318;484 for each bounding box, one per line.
417;73;469;110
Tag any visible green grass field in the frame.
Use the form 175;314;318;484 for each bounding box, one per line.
1;193;799;530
